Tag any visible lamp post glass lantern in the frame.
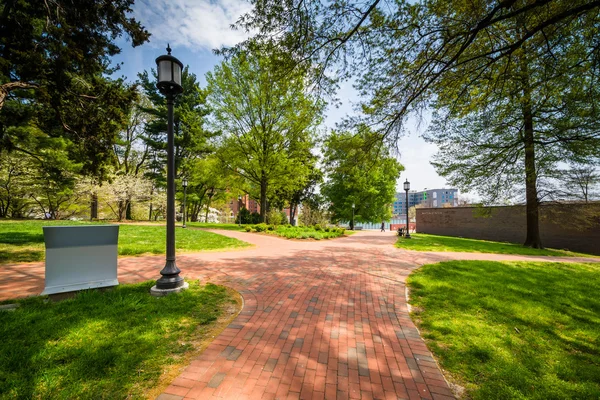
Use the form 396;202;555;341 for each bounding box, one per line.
151;45;186;295
404;179;411;239
182;179;188;229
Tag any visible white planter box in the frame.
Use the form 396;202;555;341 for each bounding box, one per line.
42;225;119;295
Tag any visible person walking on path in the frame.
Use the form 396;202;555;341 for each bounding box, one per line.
381;221;385;232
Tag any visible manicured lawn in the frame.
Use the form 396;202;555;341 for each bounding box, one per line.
185;222;246;231
396;233;595;257
407;260;600;399
0;220;250;263
0;280;240;399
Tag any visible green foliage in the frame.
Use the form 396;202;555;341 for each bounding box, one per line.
0;1;149;176
235;207;252;224
253;223;268;232
265;209;286;226
244;226;253;232
0;221;250;263
262;225;346;240
207;51;324;222
0;280;235;398
395;233;594;257
138;67;215;179
314;224;322;231
322;128;403;224
408;260;600;399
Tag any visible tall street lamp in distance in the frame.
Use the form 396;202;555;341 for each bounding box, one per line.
352;203;355;230
151;45;188;296
182;178;188;229
404;179;411;239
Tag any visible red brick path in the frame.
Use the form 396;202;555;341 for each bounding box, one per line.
1;230;597;400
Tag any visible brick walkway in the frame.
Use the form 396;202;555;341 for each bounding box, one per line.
1;230;597;400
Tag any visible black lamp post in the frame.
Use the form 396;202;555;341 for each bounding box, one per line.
151;45;187;295
182;178;188;228
238;195;242;227
404;179;411;239
352;203;355;230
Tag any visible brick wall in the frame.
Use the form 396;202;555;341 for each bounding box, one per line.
416;203;600;255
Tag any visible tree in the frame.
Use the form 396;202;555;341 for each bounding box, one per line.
321;128;403;226
207;51;324;222
0;0;149;176
233;0;600;248
233;0;600;247
559;164;600;203
97;174;153;221
138;67;214;194
112;96;154;219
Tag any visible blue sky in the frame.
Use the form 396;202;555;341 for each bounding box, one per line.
111;0;456;195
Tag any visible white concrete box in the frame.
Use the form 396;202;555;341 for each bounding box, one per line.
42;225;119;295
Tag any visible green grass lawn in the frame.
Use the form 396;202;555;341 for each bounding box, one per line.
408;260;600;399
0;280;239;399
396;233;595;257
185;222;246;231
0;220;250;263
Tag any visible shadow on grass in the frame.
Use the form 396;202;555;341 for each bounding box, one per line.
408;260;600;399
0;231;44;245
0;281;231;399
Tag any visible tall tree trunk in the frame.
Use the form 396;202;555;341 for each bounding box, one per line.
117;200;125;221
148;185;154;221
90;193;98;220
289;201;296;226
520;49;542;248
126;201;132;220
260;178;267;222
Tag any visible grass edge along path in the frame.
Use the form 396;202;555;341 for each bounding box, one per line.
396;233;596;257
407;260;600;400
0;220;251;264
0;280;242;399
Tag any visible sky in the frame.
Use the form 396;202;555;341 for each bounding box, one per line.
112;0;455;194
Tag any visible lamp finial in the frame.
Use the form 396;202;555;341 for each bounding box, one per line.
166;44;172;55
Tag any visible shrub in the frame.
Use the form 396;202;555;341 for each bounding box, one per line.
267;224;275;231
254;223;268;232
250;212;261;224
314;224;322;231
244;226;252;232
324;227;330;232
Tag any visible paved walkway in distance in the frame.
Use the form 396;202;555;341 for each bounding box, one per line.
1;230;597;400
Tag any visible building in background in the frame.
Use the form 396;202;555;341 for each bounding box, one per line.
393;188;458;217
228;194;261;219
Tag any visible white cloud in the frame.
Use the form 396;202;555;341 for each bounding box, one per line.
133;0;253;51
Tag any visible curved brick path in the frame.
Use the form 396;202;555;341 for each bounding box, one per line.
1;230;597;400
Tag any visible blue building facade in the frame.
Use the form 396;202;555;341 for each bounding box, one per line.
393;188;458;216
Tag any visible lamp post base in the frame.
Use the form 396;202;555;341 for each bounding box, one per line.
405;233;412;239
150;281;189;297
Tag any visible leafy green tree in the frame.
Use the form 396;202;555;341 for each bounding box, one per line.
233;0;600;248
0;0;149;176
207;52;324;222
321;128;403;228
0;153;33;218
183;157;230;222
